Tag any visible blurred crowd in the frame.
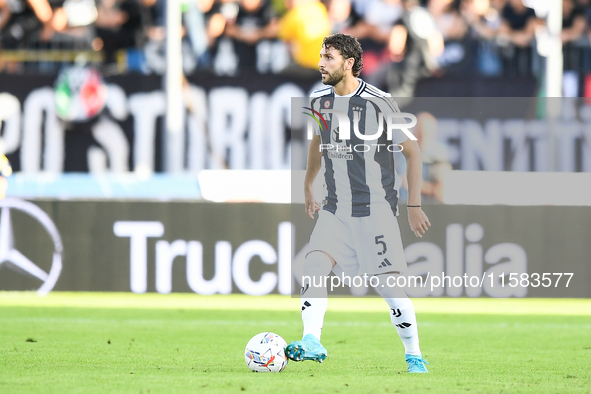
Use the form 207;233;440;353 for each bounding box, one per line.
1;0;591;93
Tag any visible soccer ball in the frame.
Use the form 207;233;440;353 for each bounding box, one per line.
244;332;288;372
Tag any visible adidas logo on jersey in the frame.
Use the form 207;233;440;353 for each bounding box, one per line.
378;258;392;268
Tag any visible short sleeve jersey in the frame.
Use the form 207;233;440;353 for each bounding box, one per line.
309;79;409;218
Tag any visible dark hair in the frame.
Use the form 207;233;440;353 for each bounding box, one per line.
322;33;363;77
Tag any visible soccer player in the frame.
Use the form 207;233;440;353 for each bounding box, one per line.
286;33;431;373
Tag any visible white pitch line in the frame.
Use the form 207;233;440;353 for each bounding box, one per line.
1;317;590;330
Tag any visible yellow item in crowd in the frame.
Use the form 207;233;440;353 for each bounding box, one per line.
278;1;331;69
0;155;12;177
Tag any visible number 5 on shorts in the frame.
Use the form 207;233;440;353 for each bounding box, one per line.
375;235;387;255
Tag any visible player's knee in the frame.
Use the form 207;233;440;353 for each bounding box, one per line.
375;275;409;299
302;251;333;278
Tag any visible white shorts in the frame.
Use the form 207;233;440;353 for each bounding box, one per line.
307;204;408;277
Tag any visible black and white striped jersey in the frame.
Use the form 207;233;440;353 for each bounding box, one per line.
309;79;409;217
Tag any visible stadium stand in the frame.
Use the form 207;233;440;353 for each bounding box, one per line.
0;0;588;95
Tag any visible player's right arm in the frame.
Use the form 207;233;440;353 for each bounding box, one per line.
304;133;322;219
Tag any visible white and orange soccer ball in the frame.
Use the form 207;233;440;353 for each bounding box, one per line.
244;332;288;372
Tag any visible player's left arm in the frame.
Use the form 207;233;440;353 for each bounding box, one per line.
401;138;431;238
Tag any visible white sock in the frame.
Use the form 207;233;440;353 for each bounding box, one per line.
385;297;421;355
300;251;332;340
376;279;422;356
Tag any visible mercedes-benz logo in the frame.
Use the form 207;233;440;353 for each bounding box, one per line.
0;198;62;295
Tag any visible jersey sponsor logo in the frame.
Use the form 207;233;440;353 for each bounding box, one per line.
0;198;63;296
327;151;353;160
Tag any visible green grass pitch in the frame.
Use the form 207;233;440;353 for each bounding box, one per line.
1;293;590;393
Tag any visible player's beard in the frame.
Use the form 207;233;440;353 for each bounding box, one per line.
322;63;346;86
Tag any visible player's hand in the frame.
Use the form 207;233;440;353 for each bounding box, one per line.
305;189;321;220
408;207;431;238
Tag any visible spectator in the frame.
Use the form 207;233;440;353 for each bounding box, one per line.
325;0;354;33
0;0;11;34
0;0;16;72
427;0;474;74
278;0;331;73
0;0;73;72
580;0;591;49
143;0;224;74
427;0;467;40
560;0;587;89
94;0;142;65
461;0;504;75
561;0;586;44
141;0;164;41
349;0;372;15
497;0;540;47
201;0;226;49
398;112;451;203
385;0;444;97
414;112;451;203
494;0;542;76
1;0;51;49
574;0;590;15
360;0;403;42
461;0;502;40
224;0;278;71
181;0;211;65
343;0;404;76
